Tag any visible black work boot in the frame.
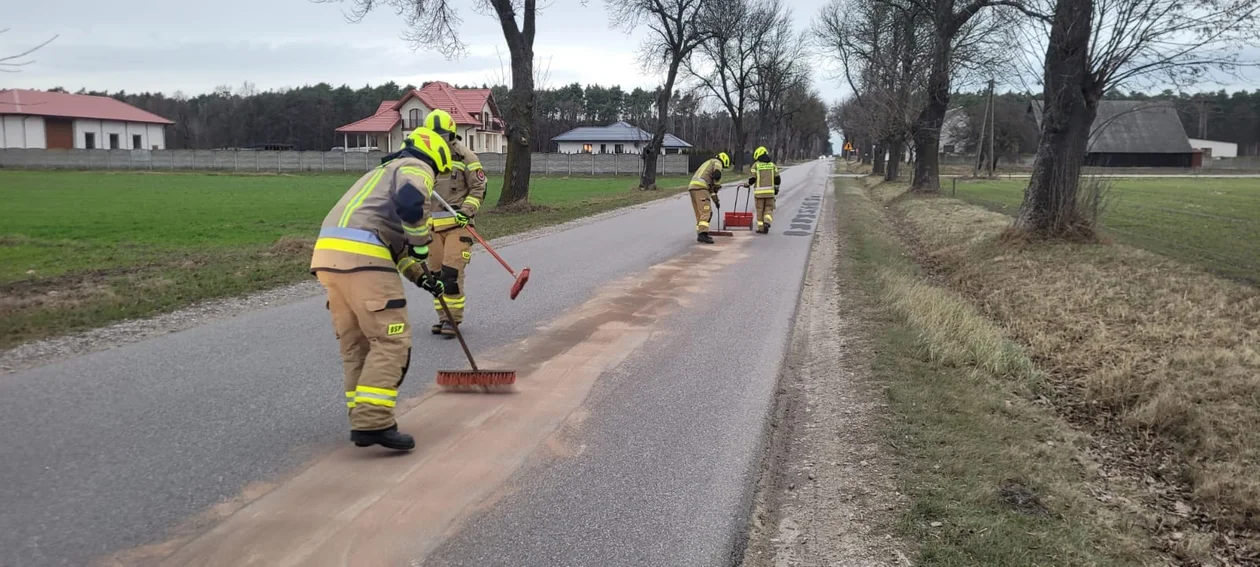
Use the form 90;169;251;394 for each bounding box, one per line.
351;424;415;451
431;322;444;335
763;221;771;233
438;321;458;338
697;232;715;244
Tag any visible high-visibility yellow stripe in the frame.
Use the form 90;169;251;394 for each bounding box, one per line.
345;391;356;408
764;214;773;222
467;162;483;171
450;161;467;171
404;224;430;236
689;181;709;188
430;216;460;229
353;396;396;408
463;197;482;208
357;385;397;397
314;237;393;261
339;168;387;228
754;189;776;195
697;221;710;229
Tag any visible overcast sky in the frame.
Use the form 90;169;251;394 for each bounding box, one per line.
4;0;1257;151
4;0;846;149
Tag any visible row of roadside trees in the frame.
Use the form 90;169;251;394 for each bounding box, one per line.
815;0;1260;238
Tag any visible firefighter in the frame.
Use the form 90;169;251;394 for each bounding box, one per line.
689;151;730;244
309;126;452;452
747;146;782;234
421;109;488;337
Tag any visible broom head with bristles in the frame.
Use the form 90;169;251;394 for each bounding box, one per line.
709;230;735;237
509;267;531;300
436;369;517;388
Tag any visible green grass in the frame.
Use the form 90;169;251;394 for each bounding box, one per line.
0;170;688;347
952;178;1260;282
837;178;1161;565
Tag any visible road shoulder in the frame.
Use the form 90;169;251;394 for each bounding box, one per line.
739;178;910;566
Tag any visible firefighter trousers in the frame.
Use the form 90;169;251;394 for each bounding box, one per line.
689;188;713;233
755;196;776;230
317;269;412;431
426;226;473;323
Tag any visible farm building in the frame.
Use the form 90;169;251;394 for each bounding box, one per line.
1028;100;1194;167
0;89;173;150
335;82;506;154
552;121;692;155
1188;138;1238;159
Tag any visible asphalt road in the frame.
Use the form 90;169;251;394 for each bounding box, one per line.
0;159;833;566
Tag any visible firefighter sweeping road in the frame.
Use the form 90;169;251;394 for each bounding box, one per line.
0;159;836;567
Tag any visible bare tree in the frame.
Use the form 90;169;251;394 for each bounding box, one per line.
868;0;1040;192
1014;0;1260;237
0;30;58;74
686;0;787;170
753;19;808;161
317;0;538;207
815;0;932;180
606;0;720;190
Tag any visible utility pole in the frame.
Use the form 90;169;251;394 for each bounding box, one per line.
973;78;995;177
986;79;996;177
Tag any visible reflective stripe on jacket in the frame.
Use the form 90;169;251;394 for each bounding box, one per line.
310;156;435;274
689;158;723;191
428;139;487;232
750;161;779;196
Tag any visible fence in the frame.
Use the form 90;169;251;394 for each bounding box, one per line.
0;149;691;176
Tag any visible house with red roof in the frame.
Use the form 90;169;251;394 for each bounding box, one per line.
0;89;174;150
335;81;506;154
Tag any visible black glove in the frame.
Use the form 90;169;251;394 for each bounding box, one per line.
417;271;444;297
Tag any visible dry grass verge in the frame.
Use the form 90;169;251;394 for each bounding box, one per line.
881;181;1260;562
840;180;1164;565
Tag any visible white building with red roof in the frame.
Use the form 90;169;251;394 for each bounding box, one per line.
0;89;174;150
335;82;506;154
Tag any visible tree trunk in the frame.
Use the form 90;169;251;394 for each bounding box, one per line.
873;145;887;175
641;56;683;190
910;29;954;193
885;140;904;180
861;141;873;165
1014;0;1097;236
492;0;536;207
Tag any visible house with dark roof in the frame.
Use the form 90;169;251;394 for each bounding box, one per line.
551;121;692;155
1028;100;1194;167
335;82;505;154
0;89;174;150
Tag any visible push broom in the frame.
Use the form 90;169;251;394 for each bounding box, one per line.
430;192;531;300
422;264;517;389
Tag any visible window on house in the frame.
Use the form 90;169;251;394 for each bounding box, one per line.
482;111;489;130
109;134;120;149
600;144;607;154
582;143;592;153
133;134;143;149
409;109;420;129
943;144;956;154
468;134;475;152
85;132;96;149
615;144;624;154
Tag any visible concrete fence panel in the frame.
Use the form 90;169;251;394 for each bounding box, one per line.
0;149;693;175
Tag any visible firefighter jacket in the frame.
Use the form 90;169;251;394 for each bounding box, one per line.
747;161;782;196
428;139;488;232
689;157;724;192
310;154;435;275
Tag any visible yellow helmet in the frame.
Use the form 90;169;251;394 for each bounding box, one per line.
716;152;731;168
402;127;453;174
753;146;768;161
423;109;458;139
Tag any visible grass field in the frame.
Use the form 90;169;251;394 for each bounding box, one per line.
952;177;1260;283
0;170;689;348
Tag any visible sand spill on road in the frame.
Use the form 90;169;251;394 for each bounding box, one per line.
98;235;753;567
